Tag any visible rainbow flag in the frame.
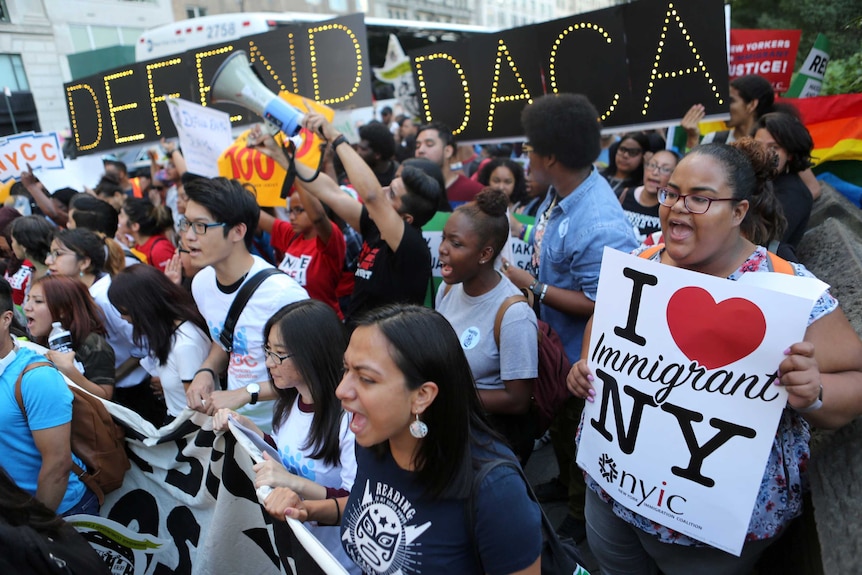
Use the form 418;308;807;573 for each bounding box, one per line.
781;94;862;166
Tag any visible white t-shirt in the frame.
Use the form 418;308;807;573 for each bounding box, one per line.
90;273;148;388
272;398;358;574
436;275;538;390
140;321;210;417
191;256;308;431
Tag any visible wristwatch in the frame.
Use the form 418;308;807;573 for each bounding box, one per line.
246;383;261;405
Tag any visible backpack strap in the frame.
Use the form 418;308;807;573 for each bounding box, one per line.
638;244;664;260
15;361;102;499
714;130;730;144
493;293;530;349
220;268;282;359
13;361;56;420
766;251;794;275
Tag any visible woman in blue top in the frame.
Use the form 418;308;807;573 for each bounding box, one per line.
263;304;543;574
568;139;862;574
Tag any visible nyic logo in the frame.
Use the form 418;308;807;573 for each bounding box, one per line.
598;453;687;516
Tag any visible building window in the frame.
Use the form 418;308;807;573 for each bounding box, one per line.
0;0;8;23
0;54;29;91
186;6;207;18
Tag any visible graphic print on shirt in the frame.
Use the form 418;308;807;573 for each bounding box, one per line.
278;252;313;286
343;480;431;574
459;327;481;350
209;321;258;370
355;246;380;280
279;443;317;481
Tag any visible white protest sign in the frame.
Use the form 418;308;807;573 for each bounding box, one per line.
577;248;816;556
0;131;64;183
166;97;233;178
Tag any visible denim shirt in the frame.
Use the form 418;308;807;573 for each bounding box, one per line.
536;168;638;361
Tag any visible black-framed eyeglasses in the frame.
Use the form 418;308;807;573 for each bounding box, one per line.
658;188;737;214
288;205;305;216
178;218;228;235
264;346;294;365
617;145;643;157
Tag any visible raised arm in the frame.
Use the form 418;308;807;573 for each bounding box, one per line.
20;168;68;227
302;113;407;252
247;124;362;231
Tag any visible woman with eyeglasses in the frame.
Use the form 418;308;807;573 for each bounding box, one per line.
212;299;358;573
108;263;210;421
257;183;346;320
568;139;862;574
617;150;680;243
48;228;166;425
601;132;650;196
118;197;175;273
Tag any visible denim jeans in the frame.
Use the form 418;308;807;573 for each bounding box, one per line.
62;487;100;517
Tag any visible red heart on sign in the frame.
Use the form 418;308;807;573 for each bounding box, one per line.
666;286;766;370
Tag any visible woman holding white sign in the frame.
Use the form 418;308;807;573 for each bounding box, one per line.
568;138;862;574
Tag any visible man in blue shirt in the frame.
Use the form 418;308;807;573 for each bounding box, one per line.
0;279;90;515
503;93;638;543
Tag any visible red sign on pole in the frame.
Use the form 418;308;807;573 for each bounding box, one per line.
729;29;802;94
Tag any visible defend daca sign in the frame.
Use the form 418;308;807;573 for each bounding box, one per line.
408;0;728;140
577;248;819;556
63;13;369;156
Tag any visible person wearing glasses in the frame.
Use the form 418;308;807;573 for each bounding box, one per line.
257;183;346;320
212;299;359;573
600;132;650;197
618;150;680;243
108;264;210;422
182;177;307;433
568;138;862;574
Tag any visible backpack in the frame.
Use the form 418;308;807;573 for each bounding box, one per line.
492;291;573;435
15;362;130;505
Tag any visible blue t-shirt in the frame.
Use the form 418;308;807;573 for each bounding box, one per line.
0;346;86;513
341;440;541;574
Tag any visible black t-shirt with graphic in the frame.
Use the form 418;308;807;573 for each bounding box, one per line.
345;207;431;325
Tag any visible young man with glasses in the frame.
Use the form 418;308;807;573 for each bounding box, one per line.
501;94;638;544
183;177;308;432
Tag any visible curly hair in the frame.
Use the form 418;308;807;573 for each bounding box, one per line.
521;94;600;170
752;112;814;174
691;139;786;246
476;158;527;206
358;121;396;160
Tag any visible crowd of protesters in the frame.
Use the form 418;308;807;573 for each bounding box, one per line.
1;73;861;575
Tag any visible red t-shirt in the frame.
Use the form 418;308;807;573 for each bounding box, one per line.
271;219;346;319
447;174;484;207
132;234;175;272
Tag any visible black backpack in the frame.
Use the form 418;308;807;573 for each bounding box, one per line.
0;518;110;575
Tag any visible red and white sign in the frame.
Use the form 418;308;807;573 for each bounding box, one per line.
729;29;802;93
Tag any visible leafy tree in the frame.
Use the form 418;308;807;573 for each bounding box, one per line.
821;51;862;94
729;0;861;62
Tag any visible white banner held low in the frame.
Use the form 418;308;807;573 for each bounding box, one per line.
166;97;233;178
577;248;815;556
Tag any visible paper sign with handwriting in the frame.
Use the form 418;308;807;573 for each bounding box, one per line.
577;247;816;556
166;98;233;178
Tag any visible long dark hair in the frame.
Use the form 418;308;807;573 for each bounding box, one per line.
0;466;64;537
602;132;650;186
9;216;53;266
122;197;174;237
33;275;106;348
354;305;501;499
751;112;814;174
265;300;348;466
107;264;209;365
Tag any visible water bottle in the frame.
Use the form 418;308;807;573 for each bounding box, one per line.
48;322;74;353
